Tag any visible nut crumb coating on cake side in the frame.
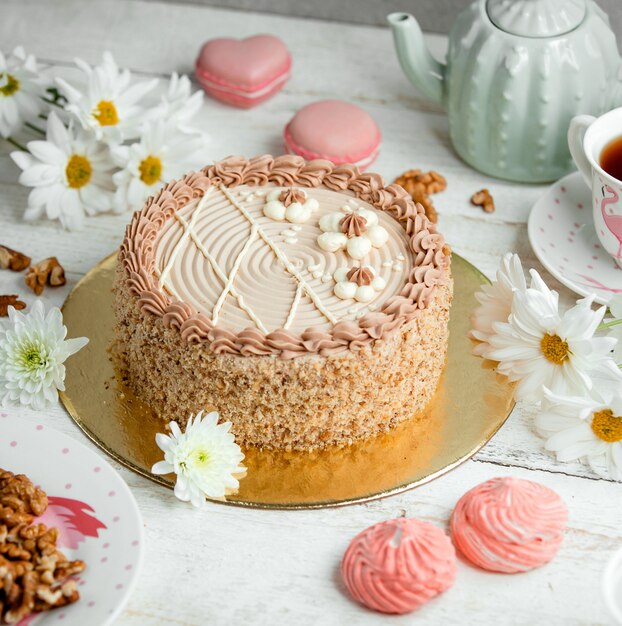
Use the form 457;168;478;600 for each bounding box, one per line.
113;155;452;450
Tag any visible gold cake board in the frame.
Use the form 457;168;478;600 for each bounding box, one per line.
59;253;514;509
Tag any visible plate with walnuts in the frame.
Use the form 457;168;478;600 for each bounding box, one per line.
0;414;144;625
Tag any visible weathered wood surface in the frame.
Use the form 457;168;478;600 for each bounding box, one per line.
0;2;619;624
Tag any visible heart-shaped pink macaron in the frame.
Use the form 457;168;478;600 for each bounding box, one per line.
195;35;291;109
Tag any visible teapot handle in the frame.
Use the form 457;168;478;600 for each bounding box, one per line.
568;115;595;187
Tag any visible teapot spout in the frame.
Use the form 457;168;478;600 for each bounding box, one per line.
387;12;446;107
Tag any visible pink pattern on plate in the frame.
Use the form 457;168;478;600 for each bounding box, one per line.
36;497;107;550
576;275;622;293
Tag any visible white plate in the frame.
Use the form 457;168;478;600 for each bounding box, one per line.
528;171;622;305
0;413;144;626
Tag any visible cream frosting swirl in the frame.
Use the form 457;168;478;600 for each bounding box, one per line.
450;477;568;574
118;155;451;359
341;518;457;614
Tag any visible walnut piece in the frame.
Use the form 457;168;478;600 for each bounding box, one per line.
0;468;85;624
394;169;447;224
0;296;26;317
0;470;47;517
0;246;30;272
24;257;66;296
471;188;495;213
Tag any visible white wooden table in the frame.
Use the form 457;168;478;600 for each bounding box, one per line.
1;2;621;624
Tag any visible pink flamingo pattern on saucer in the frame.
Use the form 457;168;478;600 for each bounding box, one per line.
600;184;622;261
37;496;107;549
528;172;622;305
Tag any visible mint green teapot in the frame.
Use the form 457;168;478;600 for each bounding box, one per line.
388;0;622;183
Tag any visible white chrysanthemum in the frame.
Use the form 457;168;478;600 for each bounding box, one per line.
56;51;157;144
486;289;622;401
10;112;115;230
152;411;246;508
0;46;45;138
536;388;622;481
149;72;204;132
470;253;527;357
111;119;204;212
0;301;88;410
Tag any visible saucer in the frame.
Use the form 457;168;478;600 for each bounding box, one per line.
528;171;622;305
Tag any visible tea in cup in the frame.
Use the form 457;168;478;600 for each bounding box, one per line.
568;108;622;268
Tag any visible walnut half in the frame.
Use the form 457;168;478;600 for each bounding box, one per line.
0;296;26;317
471;188;496;213
25;257;66;296
0;246;30;272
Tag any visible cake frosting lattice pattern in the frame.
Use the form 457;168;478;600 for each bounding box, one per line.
119;155;449;360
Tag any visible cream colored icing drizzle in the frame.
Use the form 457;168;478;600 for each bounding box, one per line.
212;223;259;326
157;188;212;300
153;183;413;334
284;283;304;330
220;184;338;326
120;154;451;358
173;208;268;333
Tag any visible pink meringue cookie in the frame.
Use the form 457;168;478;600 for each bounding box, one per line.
341;518;457;614
451;477;568;574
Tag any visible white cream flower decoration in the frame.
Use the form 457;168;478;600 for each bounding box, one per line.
536;388;622;481
56;51;157;144
486;289;621;402
0;46;45;138
10;112;115;230
0;301;89;410
318;206;388;260
111;119;204;212
152;410;246;508
263;187;319;224
333;266;386;303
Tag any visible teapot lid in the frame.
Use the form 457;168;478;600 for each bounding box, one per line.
486;0;586;37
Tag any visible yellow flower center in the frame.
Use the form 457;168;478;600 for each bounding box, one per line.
0;73;19;96
193;449;210;466
540;333;569;365
93;100;119;126
139;155;162;185
591;409;622;443
65;154;92;189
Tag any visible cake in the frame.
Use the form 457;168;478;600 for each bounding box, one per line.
113;155;452;451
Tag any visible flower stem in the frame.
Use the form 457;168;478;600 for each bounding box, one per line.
25;122;45;135
598;318;622;330
41;98;64;108
5;137;27;151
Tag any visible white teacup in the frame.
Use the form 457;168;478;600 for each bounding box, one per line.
568;108;622;268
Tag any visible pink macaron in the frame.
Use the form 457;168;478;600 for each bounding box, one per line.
284;100;381;169
195;35;291;109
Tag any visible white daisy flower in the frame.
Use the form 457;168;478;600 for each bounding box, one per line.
470;254;555;361
152;410;246;508
470;253;527;356
111;119;204;212
149;72;204;132
536;388;622;481
10;112;115;230
0;46;45;138
0;301;88;410
486;289;621;401
56;51;157;144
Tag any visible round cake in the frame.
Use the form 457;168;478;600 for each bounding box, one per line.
114;155;452;450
